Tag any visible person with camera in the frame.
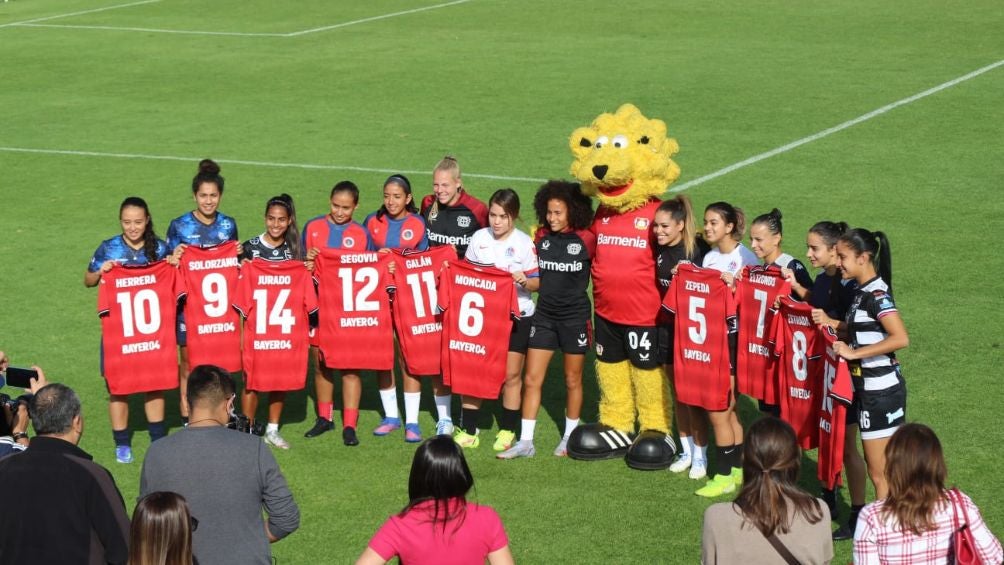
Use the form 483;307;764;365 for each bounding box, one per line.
0;380;131;564
0;359;50;456
140;365;300;565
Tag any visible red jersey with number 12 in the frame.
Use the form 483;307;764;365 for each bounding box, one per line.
390;246;454;376
770;297;824;449
179;241;242;372
661;263;737;411
233;260;317;391
736;264;791;402
98;262;183;395
437;261;519;399
314;249;395;370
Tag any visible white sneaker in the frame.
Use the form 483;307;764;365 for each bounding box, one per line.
669;453;692;473
689;458;708;480
497;440;536;459
553;437;569;457
265;430;290;450
436;418;455;436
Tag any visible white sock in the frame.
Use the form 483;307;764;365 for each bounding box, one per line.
564;417;580;439
379;388;400;420
434;394;452;421
680;435;694;457
693;443;708;463
404;392;421;425
520;419;536;442
266;423;279;434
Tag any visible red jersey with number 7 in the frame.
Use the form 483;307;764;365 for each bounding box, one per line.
179;241;242;372
735;264;791;402
437;260;519;399
770;296;824;449
98;262;184;395
234;260;317;391
313;249;395;370
661;263;737;411
818;325;854;489
390;246;454;376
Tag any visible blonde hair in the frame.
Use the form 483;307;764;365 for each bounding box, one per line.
657;195;699;259
429;155;462;218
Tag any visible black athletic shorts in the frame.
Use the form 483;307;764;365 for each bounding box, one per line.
854;376;906;441
657;325;673;365
509;315;533;354
594;315;661;370
528;315;591;355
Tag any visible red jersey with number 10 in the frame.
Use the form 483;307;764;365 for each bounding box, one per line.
818;326;854;489
770;296;824;449
233;260;317;391
179;241;242;372
736;264;791;402
98;262;183;395
390;246;454;376
661;263;737;411
437;261;519;399
314;249;395;370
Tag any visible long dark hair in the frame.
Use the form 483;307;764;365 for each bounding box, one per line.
881;423;947;536
705;201;746;242
120;196;162;262
808;220;849;249
191;158;224;194
128;491;194;565
733;417;825;536
532;180;594;231
401;435;475;534
376;174;418;220
839;228;893;293
265;194;303;260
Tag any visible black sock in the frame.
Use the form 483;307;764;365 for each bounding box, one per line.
716;445;733;477
181;416;189;426
821;488;837;517
730;443;743;469
500;408;520;433
112;429;131;447
147;421;167;442
849;504;864;528
461;407;480;435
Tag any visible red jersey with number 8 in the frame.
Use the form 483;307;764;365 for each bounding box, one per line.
179;241;242;372
735;264;790;402
390;246;454;376
437;261;519;399
770;296;824;449
98;262;184;395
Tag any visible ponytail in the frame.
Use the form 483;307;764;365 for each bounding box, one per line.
752;208;783;236
840;228;893;294
119;196;162;262
657;195;698;259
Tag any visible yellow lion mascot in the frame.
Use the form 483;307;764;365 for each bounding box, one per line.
566;104;681;469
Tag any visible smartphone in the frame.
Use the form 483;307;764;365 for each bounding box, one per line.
4;367;38;389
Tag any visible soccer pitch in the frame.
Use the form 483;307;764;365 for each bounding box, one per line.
2;1;1002;562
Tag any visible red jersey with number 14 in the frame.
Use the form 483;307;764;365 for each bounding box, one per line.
437;261;519;399
98;262;184;395
314;249;395;370
770;297;824;449
179;241;242;372
390;246;453;376
661;263;737;411
736;264;791;402
818;326;853;489
233;260;317;391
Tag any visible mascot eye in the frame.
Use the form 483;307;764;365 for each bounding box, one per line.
612;135;629;148
595;136;609;149
579;137;592;147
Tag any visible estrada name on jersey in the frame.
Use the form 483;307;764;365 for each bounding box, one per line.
166;212;238;250
421;191;488;258
770;296;824;450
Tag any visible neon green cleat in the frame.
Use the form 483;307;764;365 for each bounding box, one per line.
493;430;516;452
731;467;744;487
453;429;480;449
695;474;737;498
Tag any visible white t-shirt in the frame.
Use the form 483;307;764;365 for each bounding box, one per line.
702;243;759;275
464;228;540;316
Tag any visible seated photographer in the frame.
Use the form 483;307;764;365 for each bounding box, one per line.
140;365;300;565
0;356;50;456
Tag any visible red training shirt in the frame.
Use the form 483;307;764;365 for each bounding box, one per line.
735;264;791;402
590;199;661;326
179;241;242;372
389;246;454;376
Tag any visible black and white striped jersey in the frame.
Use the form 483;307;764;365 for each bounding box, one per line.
845;276;900;392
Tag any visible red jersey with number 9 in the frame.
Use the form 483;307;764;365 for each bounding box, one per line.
437;260;519;399
98;262;184;395
735;264;791;402
390;246;454;376
661;263;737;411
179;241;242;372
313;249;395;370
770;296;824;449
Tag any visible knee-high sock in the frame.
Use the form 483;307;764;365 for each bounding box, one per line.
632;366;671;434
596;360;635;433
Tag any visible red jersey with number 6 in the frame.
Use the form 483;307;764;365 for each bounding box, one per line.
437;260;519;399
661;262;737;411
179;241;242;372
390;246;453;376
98;262;184;395
314;249;395;370
233;260;317;391
770;296;824;449
818;325;854;489
735;264;791;402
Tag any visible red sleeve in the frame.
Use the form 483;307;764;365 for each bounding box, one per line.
233;265;253;318
172;264;187;305
508;278;520;321
577;229;597;259
661;278;678;314
436;263;451;313
302;267;319;315
768;307;784;356
420;194;436;215
367;516;402;561
97;270;112;316
381;254;395;295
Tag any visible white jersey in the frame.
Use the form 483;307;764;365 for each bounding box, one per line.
703;243;759;275
465;228;540;316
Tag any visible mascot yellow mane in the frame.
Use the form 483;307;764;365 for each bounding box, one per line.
569;103;681;212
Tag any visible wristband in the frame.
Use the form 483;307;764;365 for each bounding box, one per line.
12;432;28;441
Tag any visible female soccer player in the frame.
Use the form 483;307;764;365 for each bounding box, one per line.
166;159;238;424
363;174;429;442
85;197;172;463
748;208;813;295
498;180;593;459
653;195;710;477
239;194;302;450
420;156;488;436
303;181;374;446
696;201;757;497
832;228;908;502
455;188;538;452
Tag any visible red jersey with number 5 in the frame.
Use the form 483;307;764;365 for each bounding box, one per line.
661;263;736;411
179;241;242;372
390;246;453;376
818;326;854;489
770;296;824;449
736;264;791;402
437;260;519;399
233;260;317;391
314;249;395;370
98;262;184;395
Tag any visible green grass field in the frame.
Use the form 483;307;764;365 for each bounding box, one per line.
2;1;1003;562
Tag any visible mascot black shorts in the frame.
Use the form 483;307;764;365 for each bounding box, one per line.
594;316;662;370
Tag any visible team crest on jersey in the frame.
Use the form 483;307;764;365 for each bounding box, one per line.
220;219;233;231
457;216;471;228
728;260;738;273
633;218;650;230
428;210;439;221
595;343;604;356
402;229;414;241
271;249;279;257
567;243;582;255
344;237;356;248
505;247;515;257
541;240;551;250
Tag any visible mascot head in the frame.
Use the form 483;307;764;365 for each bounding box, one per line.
569;104;680;212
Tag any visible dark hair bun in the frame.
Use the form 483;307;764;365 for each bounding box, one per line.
198;159;220;176
770;208;783;220
278;193;293;204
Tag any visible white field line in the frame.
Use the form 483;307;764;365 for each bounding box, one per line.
286;0;471;37
15;22;286;37
670;58;1004;192
0;147;548;183
0;0;160;28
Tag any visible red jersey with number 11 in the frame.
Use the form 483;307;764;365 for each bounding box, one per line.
98;262;184;395
818;326;854;489
179;241;242;372
736;264;790;402
770;297;824;449
390;246;453;376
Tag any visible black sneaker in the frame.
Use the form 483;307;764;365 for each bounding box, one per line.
832;522;854;541
342;427;359;446
304;418;334;438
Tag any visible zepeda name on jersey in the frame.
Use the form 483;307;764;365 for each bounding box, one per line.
748;274;778;287
341;253;378;264
258;275;291;285
198;322;236;335
539;259;584;272
187;257;240;271
122;340;160;354
428;232;472;247
596;234;647;249
255;340;292;350
454;275;496;290
341;317;379;328
411;322;442;335
116;275;157;288
684;280;710;294
684;348;711;363
405;256;432;270
449;339;486;355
